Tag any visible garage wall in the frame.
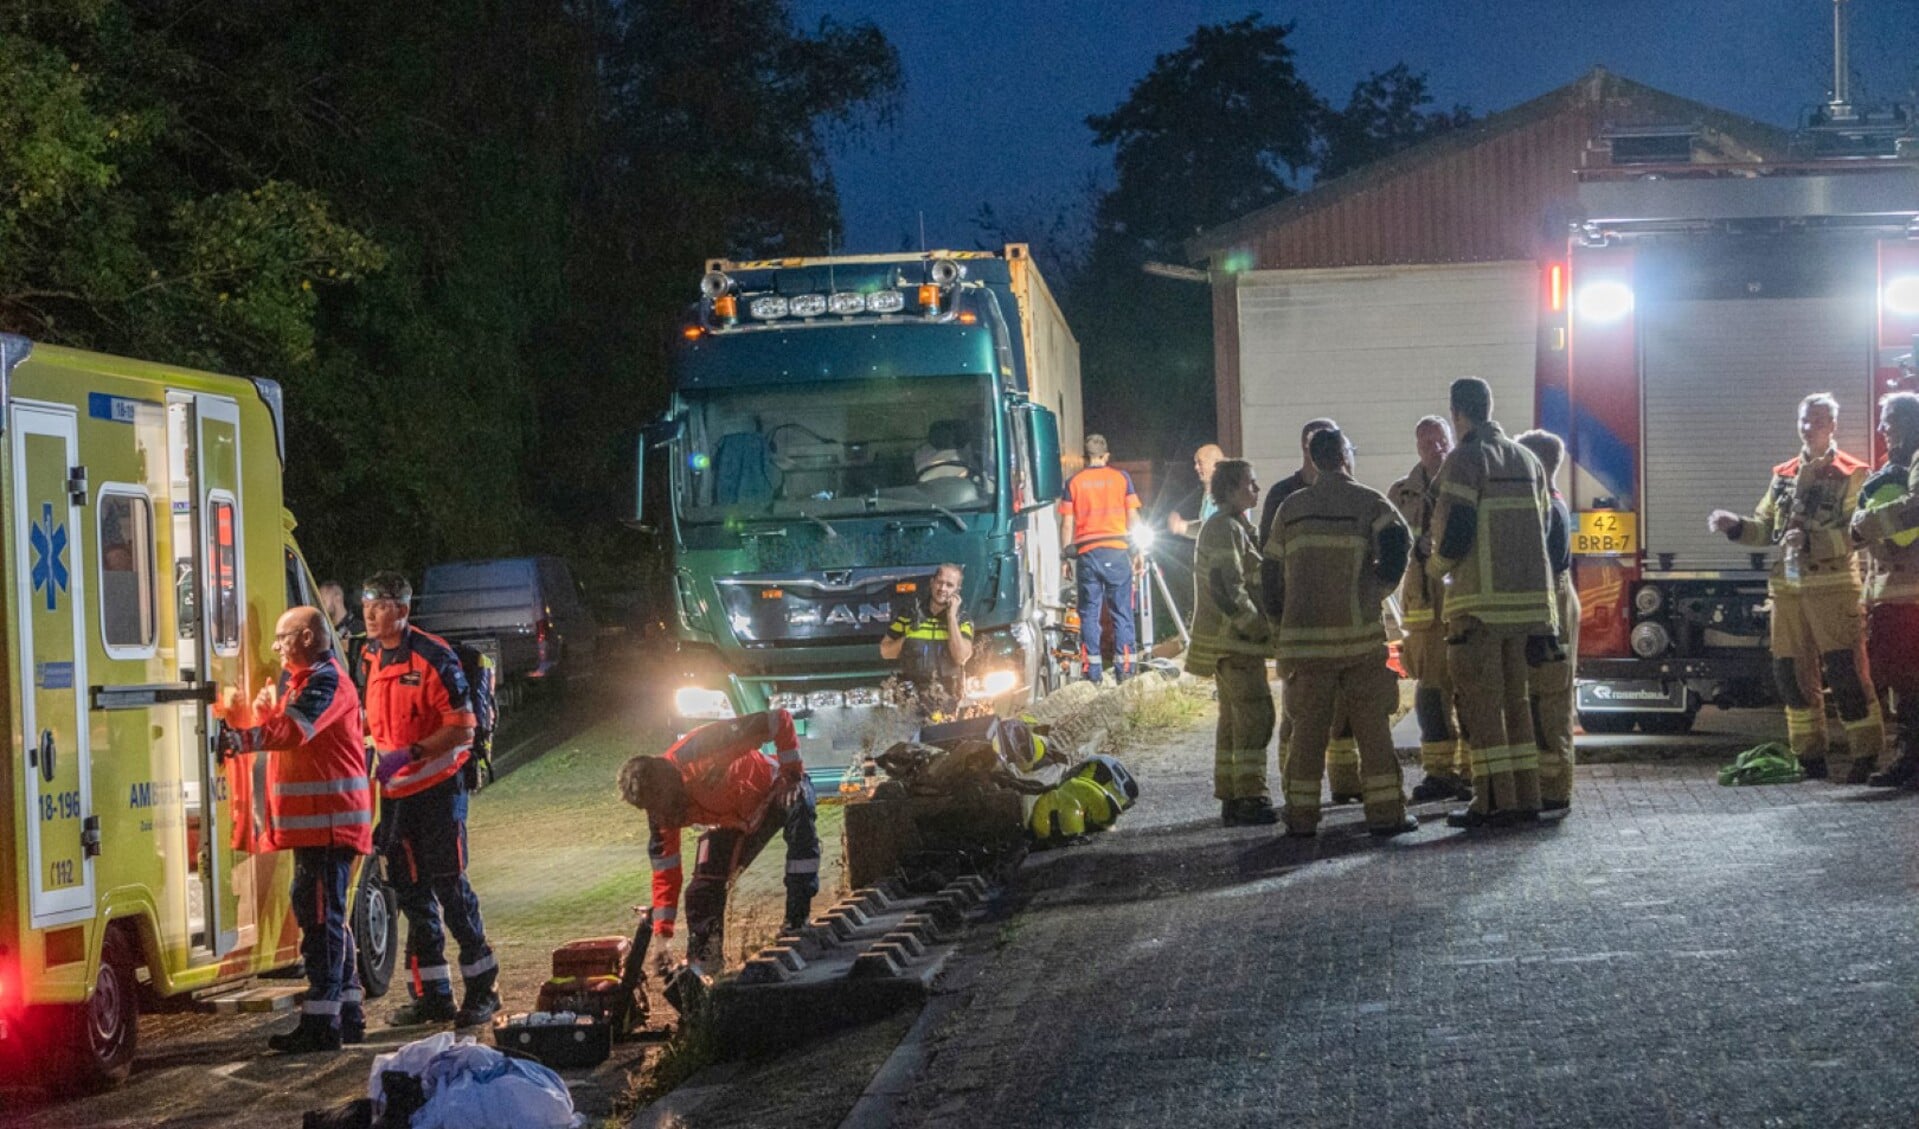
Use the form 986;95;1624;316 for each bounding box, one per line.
1234;262;1540;497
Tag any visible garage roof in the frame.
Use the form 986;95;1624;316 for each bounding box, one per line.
1186;68;1791;271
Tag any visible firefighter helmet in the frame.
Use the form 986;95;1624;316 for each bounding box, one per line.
1861;474;1919;549
1069;755;1140;810
1029;787;1086;841
1058;777;1119;830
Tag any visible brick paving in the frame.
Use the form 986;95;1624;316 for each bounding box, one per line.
885;709;1919;1128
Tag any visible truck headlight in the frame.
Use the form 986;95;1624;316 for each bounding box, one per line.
674;686;736;719
748;296;789;320
769;691;806;711
1630;622;1671;658
806;690;845;710
866;290;906;314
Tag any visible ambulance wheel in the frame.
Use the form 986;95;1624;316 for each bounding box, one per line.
53;925;138;1092
355;873;400;999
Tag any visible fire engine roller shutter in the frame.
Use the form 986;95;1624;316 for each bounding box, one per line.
1641;295;1873;571
1234;262;1538;494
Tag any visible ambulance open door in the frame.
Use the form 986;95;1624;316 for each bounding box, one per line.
12;403;96;928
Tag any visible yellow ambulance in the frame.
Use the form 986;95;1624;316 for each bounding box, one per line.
0;334;396;1090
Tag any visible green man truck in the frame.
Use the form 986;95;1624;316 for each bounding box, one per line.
635;245;1082;764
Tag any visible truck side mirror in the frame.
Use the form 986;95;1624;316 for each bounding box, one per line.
627;416;684;532
1012;403;1062;512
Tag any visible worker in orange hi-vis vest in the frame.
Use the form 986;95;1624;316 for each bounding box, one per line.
1060;433;1143;683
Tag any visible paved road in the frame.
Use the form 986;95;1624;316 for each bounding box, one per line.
868;705;1919;1128
0;693;1895;1127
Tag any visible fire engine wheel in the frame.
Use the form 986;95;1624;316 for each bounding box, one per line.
355;873;401;999
55;925;138;1092
1637;707;1699;736
1578;712;1638;735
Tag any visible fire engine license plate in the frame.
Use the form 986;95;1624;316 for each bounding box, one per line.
1573;511;1636;555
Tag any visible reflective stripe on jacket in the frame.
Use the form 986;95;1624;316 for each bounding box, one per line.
240;651;373;853
1264;471;1409;669
1388;462;1442;629
648;710;803;936
362;626;475;798
1185;510;1269;677
1728;445;1867;594
1426;421;1557;634
887;604;974;697
1856;449;1919;605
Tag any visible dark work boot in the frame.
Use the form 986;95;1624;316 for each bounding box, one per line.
1799;756;1829;780
1410;774;1461;804
268;1014;343;1054
340;1017;366;1046
455;967;501;1028
1224;797;1279;826
1844;757;1878;786
387;993;457;1027
1867;751;1919;789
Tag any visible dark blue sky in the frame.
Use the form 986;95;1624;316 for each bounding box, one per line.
792;0;1914;254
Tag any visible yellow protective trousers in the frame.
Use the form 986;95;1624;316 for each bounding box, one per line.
1281;652;1407;833
1212;654;1276;802
1770;584;1884;772
1448;627;1541;815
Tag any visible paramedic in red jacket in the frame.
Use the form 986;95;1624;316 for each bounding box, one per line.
617;709;820;978
220;606;371;1053
359;571;499;1028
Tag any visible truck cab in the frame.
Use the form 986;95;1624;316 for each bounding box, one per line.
635;246;1081;766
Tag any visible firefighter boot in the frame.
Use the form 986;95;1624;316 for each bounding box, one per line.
387;992;458;1027
267;1013;343;1054
1410;773;1464;804
1223;797;1278;826
455;968;501;1028
1867;745;1919;789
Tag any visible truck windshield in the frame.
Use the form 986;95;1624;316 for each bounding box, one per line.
674;375;997;524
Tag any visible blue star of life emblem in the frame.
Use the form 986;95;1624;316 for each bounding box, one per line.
30;502;69;612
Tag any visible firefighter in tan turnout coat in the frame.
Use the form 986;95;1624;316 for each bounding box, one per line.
1262;429;1417;839
1186;459;1278;826
1708;393;1883;781
1425;378;1559;829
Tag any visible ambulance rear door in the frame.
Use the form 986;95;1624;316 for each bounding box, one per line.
12;402;96;928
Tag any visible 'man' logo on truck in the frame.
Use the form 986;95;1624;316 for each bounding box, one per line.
787;603;890;627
